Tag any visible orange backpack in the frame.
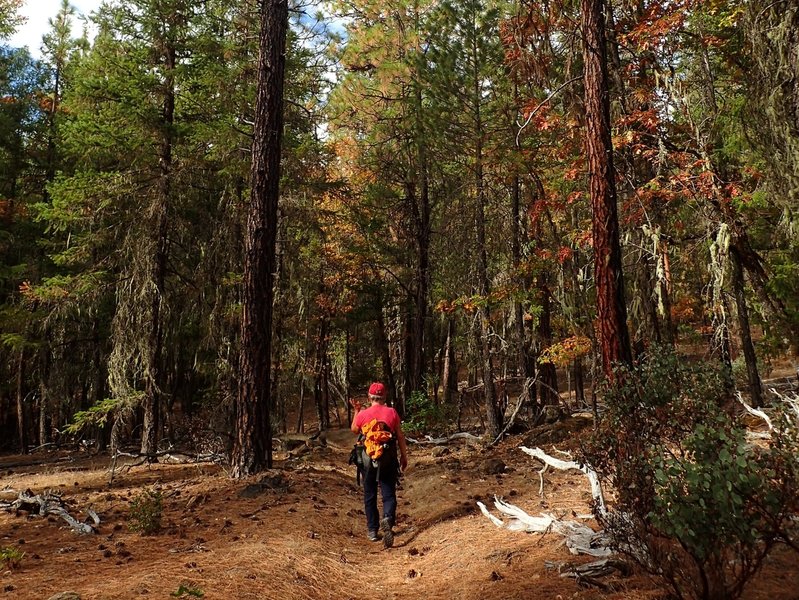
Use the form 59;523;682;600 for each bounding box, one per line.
361;418;395;461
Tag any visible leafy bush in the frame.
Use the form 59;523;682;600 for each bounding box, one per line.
403;391;453;435
582;347;799;600
0;546;24;570
128;488;163;534
171;585;204;597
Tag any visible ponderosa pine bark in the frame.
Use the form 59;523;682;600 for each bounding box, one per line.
231;0;288;478
581;0;632;378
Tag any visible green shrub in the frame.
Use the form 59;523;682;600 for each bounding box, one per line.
582;347;799;600
403;390;453;436
0;546;24;570
171;585;204;597
128;488;163;534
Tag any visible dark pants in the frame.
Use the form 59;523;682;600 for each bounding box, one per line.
362;461;397;533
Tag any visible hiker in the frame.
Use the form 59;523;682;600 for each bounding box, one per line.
349;382;408;548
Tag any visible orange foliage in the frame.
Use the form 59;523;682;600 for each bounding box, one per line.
539;336;592;368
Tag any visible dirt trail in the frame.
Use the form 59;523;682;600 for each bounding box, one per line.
0;429;796;600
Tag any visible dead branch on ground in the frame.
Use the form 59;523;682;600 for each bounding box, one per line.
0;489;99;534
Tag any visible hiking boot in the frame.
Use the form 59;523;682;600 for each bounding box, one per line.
380;518;394;549
367;530;380;542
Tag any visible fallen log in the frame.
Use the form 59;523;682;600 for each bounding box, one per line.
478;496;612;557
109;448;224;483
1;489;98;534
546;558;631;578
519;446;606;515
405;432;482;445
478;446;613;558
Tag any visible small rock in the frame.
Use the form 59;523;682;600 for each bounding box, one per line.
544;405;562;424
489;571;503;581
431;446;449;457
481;458;506;475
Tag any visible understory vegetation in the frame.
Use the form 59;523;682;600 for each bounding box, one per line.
584;349;799;599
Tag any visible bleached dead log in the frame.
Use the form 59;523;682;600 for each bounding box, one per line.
1;490;98;534
478;446;615;559
405;432;482;445
478;496;612;557
737;393;774;431
519;446;606;516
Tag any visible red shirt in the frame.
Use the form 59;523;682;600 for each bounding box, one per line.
353;404;401;434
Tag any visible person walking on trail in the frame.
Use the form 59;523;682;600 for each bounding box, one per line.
349;382;408;548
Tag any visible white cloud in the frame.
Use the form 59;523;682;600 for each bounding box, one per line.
8;0;103;58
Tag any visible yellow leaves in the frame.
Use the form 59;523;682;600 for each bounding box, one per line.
539;336;592;368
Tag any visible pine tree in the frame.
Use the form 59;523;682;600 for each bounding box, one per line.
231;0;289;477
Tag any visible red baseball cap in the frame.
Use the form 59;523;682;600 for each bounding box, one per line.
368;382;386;398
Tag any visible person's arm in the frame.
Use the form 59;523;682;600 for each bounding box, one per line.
349;398;362;433
396;425;408;471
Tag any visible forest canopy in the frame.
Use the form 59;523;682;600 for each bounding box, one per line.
0;0;797;468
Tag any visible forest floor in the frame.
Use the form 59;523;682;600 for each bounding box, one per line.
1;417;798;600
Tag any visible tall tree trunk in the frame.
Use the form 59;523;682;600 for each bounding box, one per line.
581;0;632;378
656;238;676;346
231;0;288;478
313;318;330;430
511;174;535;404
401;305;413;412
409;179;430;398
141;37;175;460
345;326;351;423
441;317;458;405
92;316;109;450
634;243;661;349
536;277;559;407
408;2;431;401
16;348;28;454
573;358;586;406
38;335;50;446
730;247;763;406
375;294;397;408
475;131;501;438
